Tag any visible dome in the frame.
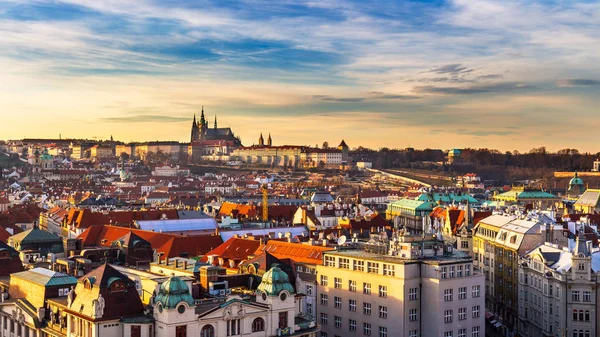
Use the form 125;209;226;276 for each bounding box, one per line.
257;266;294;296
154;276;195;309
569;173;584;187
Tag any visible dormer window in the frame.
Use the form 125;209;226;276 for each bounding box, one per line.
110;280;126;292
578;263;585;271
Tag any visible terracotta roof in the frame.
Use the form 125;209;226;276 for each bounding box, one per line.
201;237;262;267
218;202;257;218
258;240;334;265
67;264;144;321
78;225;223;258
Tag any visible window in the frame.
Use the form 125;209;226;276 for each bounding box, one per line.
363;323;372;336
472;306;480;318
320;333;328;337
465;264;471;276
321;294;328;305
131;325;141;337
176;325;187;337
307;303;313;315
227;320;240;336
379;326;388;337
409;287;418;300
409;309;418;321
321;275;328;287
349;280;357;292
379;285;387;298
334;316;342;328
458;307;466;320
459;287;466;300
461;240;469;249
252;318;265;332
306;284;313;296
458;329;466;337
367;262;379;274
349;319;357;331
363;282;371;295
363;302;372;315
585;310;590;321
572;290;580;301
339;258;350;269
444;310;453;323
349;299;357;312
320;313;328;325
325;256;335;266
449;266;455;278
445;332;453;337
354;260;364;271
472;326;480;337
472;285;480;298
334;277;342;289
583;291;591;302
578;263;585;271
441;267;447;279
457;265;463;277
444;289;453;301
409;330;418;337
383;264;395;276
201;325;215;337
379;306;388;319
334;296;342;309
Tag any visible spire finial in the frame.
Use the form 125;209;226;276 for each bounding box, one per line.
214;115;217;129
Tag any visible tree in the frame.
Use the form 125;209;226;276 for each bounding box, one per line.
322;141;329;149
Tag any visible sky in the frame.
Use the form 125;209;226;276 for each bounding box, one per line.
0;0;599;152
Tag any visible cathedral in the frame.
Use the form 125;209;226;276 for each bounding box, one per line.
190;107;242;146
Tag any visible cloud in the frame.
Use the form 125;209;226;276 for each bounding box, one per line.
368;92;422;100
428;64;473;75
556;79;600;87
98;115;189;123
414;82;535;95
312;95;365;103
476;74;504;81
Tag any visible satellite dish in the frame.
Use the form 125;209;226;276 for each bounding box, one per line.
337;235;347;246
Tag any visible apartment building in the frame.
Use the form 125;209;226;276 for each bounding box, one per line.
518;229;599;337
316;233;485;337
473;213;564;336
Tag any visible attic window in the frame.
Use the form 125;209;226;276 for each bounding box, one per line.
110;280;126;292
510;235;517;244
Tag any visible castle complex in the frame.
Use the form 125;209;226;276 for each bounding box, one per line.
190;107;241;145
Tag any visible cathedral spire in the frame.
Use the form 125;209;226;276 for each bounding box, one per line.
267;133;272;147
214;115;217;129
200;106;206;128
259;133;264;147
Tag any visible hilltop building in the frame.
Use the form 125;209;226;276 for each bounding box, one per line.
190;108;242;145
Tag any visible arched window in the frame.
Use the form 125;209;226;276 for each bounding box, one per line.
200;325;215;337
585;310;590;321
579;310;584;322
573;310;578;321
252;318;265;332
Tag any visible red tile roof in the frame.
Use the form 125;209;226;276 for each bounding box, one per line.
201;237;262;267
257;240;334;265
77;225;222;258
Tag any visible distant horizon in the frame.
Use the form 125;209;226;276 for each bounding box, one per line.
1;1;599;152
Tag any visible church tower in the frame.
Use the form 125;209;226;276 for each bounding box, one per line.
572;224;592;281
267;133;272;147
259;133;265;147
214;115;218;129
190;114;199;142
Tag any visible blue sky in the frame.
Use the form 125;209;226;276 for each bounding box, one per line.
0;0;599;151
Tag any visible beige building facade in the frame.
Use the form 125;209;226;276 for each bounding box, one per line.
317;237;485;337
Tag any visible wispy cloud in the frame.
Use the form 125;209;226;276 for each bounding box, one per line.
98;115;189;123
556;79;600;87
429;64;473;75
312;95;365;103
414;82;536;95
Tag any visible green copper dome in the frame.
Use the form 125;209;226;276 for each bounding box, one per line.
257;266;294;296
155;276;195;309
569;172;584;187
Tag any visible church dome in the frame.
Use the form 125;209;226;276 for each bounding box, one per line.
155;276;195;309
257;266;294;296
569;173;584;187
